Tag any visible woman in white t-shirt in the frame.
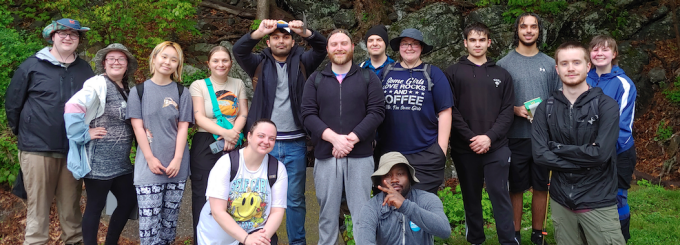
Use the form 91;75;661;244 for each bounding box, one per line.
197;119;288;245
189;46;248;238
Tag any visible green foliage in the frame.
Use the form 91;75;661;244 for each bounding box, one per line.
628;181;680;244
251;19;262;30
342;214;356;245
654;120;673;141
663;76;680;103
438;185;494;234
0;4;44;185
180;69;208;87
477;0;568;24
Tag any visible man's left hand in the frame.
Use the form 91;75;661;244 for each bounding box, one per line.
469;135;491;154
378;180;406;209
288;20;310;37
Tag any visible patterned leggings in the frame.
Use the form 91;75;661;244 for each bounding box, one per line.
136;181;186;245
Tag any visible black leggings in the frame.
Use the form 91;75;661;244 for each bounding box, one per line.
82;173;137;245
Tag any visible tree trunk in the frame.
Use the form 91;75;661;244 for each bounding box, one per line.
671;0;680;59
256;0;270;20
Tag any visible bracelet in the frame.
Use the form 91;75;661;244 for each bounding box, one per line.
242;234;249;244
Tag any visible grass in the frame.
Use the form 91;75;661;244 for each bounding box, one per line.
435;180;680;245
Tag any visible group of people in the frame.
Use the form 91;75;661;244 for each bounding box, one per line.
6;10;637;245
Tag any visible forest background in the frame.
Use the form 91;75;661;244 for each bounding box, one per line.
1;0;680;244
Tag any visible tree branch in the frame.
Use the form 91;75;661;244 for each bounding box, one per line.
199;0;256;19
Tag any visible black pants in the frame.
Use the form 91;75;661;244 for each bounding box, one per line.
190;132;227;244
82;173;137;245
404;143;447;194
452;147;517;245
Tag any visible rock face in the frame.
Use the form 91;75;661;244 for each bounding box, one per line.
388;3;465;68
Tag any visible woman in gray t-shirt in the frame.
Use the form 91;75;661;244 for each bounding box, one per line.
65;43;138;245
126;41;194;244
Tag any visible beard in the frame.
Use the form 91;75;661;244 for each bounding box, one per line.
329;50;354;65
519;37;537;47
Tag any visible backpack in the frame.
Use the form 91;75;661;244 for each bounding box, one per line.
228;150;279;188
381;63;434;91
314;68;372;88
135;82;185;100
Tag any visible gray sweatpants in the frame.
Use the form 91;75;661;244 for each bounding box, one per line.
314;156;374;245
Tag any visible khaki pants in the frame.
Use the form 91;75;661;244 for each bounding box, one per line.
551;199;626;245
20;151;83;245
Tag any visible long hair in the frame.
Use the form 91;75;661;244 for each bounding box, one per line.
589;35;619;65
149;41;184;82
512;13;544;48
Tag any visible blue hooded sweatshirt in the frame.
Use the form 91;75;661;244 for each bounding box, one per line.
586;65;636;154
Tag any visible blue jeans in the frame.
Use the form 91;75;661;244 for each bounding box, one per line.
272;138;307;245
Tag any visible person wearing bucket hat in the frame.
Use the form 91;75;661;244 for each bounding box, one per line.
64;43;138;245
5;18;94;245
354;152;451;245
233;18;327;245
360;25;395;76
375;28;453;195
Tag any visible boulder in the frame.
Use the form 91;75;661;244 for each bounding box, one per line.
618;41;652;112
648;66;667;84
465;5;513;53
309;16;336;32
191;43;217;54
631;9;680;41
333;9;356;29
283;0;340;21
388;3;463;55
183;64;202;77
667;134;680;157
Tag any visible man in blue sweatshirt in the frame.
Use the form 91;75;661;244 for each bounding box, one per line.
444;22;517;245
360;25;395;76
354;152;451;245
586;35;637;242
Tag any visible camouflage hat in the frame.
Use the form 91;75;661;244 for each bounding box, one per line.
42;18;90;44
93;43;138;80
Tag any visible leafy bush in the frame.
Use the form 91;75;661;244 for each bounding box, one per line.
663;76;680;103
654;120;673;142
342;214;355;245
476;0;568;24
438;185;494;234
0;4;44;185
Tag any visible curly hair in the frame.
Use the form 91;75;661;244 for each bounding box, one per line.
512;13;544;49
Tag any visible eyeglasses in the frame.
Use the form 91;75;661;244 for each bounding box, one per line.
400;42;421;49
105;58;128;64
56;31;80;40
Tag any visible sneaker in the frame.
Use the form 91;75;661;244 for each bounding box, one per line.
515;231;522;244
531;230;545;245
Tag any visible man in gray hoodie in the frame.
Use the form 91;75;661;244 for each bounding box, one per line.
354;152;451;245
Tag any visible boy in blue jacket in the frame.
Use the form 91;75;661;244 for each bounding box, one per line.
586;35;637;242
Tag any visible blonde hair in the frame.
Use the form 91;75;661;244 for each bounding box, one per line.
149;41;184;82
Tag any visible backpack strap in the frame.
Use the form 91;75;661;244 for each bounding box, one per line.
314;72;323;88
251;62;265;92
381;62;397;84
136;83;144;101
267;154;279;189
299;62;308;81
228;150;278;189
176;82;184;98
361;68;371;86
590;97;600;118
229;150;240;182
545;97;555;119
423;63;433;91
136;82;184;100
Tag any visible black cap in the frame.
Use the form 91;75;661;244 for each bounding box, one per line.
364;25;389;47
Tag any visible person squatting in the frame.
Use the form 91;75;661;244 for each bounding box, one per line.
6;12;635;245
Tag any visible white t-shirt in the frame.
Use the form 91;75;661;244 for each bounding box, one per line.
197;149;288;245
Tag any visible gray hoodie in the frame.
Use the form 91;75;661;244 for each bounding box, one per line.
354;189;451;245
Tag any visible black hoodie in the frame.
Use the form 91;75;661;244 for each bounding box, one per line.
531;87;619;210
444;56;515;154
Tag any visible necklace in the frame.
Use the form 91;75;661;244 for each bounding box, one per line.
402;59;422;69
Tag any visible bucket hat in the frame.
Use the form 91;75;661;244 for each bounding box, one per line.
93;43;138;80
389;28;433;54
42;18;90;44
371;152;420;187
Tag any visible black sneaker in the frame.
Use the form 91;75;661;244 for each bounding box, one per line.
515;231;522;244
531;230;545;245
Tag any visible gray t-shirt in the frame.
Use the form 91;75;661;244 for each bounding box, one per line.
87;79;134;180
497;50;561;138
126;80;194;185
269;62;300;133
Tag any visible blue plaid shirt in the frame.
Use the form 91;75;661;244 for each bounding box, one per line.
360;56;395;78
